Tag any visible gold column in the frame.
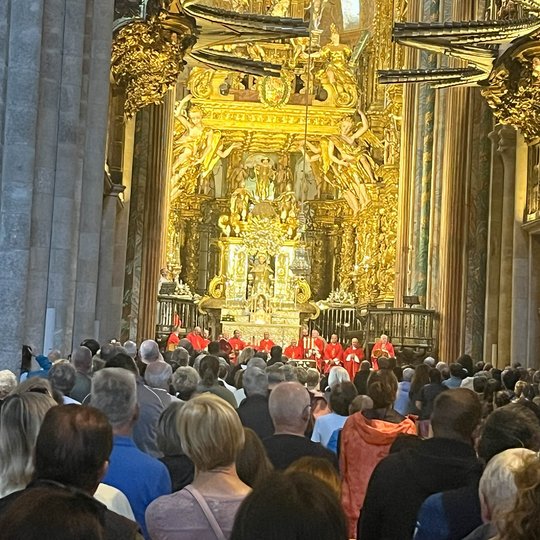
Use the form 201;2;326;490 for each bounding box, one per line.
338;220;356;292
437;87;472;362
137;93;175;342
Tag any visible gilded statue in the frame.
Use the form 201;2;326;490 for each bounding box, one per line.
271;0;291;16
249;254;274;297
275;153;293;194
309;0;329;30
230;180;252;222
314;24;358;107
254;157;275;201
275;182;299;238
171;95;239;199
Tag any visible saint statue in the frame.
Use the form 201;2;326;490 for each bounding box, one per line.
230;180;251;222
249;254;274;297
275;182;299;238
275;153;293;195
314;24;358;107
254;157;275;201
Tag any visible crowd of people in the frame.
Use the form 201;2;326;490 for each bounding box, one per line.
1;330;540;540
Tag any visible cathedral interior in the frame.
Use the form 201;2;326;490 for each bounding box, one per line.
2;0;540;372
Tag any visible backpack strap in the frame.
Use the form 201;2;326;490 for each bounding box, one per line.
184;485;227;540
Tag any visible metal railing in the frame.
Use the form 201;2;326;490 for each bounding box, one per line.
156;296;208;344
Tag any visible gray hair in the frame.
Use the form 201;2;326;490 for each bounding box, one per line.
171;347;190;367
71;346;92;373
91;368;137;427
48;362;77;395
328;367;350;388
172;366;200;400
0;370;17;399
247;357;266;370
266;364;285;386
306;368;320;390
123;340;137;358
139;339;162;364
281;364;298;382
144;361;173;391
243;367;268;397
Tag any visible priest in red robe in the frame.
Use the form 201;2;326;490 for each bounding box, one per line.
185;326;207;351
284;339;304;360
229;330;247;359
342;337;365;379
258;332;275;354
370;334;395;370
305;329;325;365
165;326;181;352
321;334;344;374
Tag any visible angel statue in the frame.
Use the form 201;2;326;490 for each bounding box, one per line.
313;24;358;107
275;183;299;238
170;95;239;200
254;157;276;201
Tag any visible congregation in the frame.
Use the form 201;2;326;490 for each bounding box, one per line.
0;329;540;540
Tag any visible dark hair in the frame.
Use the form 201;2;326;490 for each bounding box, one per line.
236;428;273;488
367;370;398;409
494;390;512;408
80;339;100;358
48;362;77;395
199;355;220;387
409;364;431;395
457;354;473;375
270;346;283;361
208;341;220;355
428;368;442;384
35;405;113;492
431;388;481;441
473;376;488;393
502;369;520;392
104;353;139;375
0;487;105;540
230;472;348;540
477;403;540;463
449;362;464;378
329;382;358;416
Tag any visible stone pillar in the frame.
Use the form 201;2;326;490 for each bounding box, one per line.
496;126;517;365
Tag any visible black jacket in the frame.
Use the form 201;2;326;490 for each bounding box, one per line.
237;393;274;440
358;437;483;540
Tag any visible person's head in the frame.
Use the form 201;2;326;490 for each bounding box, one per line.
350;395;374;414
14;378;62;405
496;452;540;540
35;405;112;493
80;339;100;357
194;326;202;335
494;390;512;408
501;368;520;392
366;369;398;409
233;329;241;339
514;380;530;399
178;393;245;471
281;364;298;382
410;363;431;394
360;360;371;371
139;339;163;364
104;352;139;375
290;338;298;347
122;340;137;359
270;345;283;361
423;356;436;367
306;368;320;391
172;366;200;400
156;401;186;456
295;367;308;386
247;356;266;370
206;341;219;355
329;382;358;416
330;334;338;344
243;367;268;397
90;368;138;431
178;338;194;356
263;332;270;340
0;393;57;496
218;358;230;380
436;361;448;372
351;338;360;348
98;342;118;363
230;471;348;540
48;361;77;397
327;367;350;389
473;375;488;393
199;355;220;387
477;403;540;463
311;329;320;338
457;354;474;375
0;370;17;399
170;346;190;368
0;487;105;540
267;364;286;389
402;367;415;382
287;457;341;499
431;388;481;443
478;448;536;527
269;382;311;434
71;346;93;374
380;334;388;344
238;347;256;365
144;361;173;391
236;427;273;488
429;368;442;384
449;362;465;379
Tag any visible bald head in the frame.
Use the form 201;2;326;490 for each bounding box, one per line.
269;382;311;435
71;346;92;373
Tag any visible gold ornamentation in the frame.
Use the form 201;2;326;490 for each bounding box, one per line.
241;215;289;256
208;275;226;299
295;279;312;303
111;15;192;117
258;73;293;108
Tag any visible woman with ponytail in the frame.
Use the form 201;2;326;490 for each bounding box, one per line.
196;355;238;408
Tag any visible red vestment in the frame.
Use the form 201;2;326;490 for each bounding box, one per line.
304;337;325;362
342;346;365;379
258;339;275;353
321;342;344;373
229;337;247;354
371;340;395;370
166;332;180;352
284;345;304;359
186;332;207;351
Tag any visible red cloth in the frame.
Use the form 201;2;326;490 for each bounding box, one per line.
284;345;304;359
321;342;344;373
304;337;325;361
186;332;207;351
371;341;395;362
258;339;275;353
229;337;247;354
340;413;417;538
343;346;365;379
166;332;180;351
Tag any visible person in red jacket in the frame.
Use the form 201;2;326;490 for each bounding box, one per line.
229;330;247;359
258;332;275;354
370;334;395;370
185;326;207;351
305;329;325;364
284;338;304;360
165;326;181;352
322;334;344;374
342;337;365;379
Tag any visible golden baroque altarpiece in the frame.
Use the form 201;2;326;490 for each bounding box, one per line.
112;0;407;340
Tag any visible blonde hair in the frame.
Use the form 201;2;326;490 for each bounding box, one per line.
287;456;341;498
178;393;245;471
0;393;57;497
